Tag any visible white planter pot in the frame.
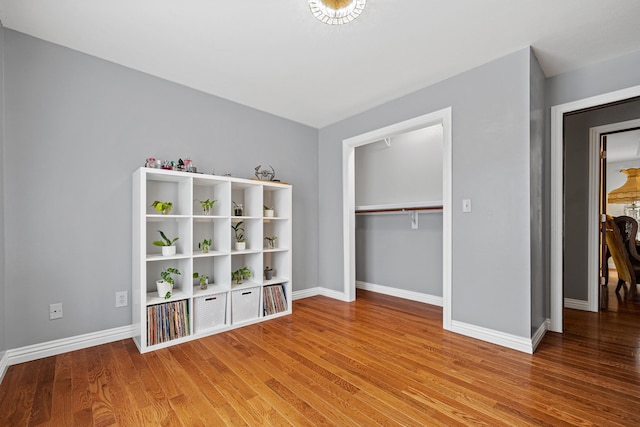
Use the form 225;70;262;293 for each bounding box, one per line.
235;241;246;251
156;280;173;298
264;209;274;217
162;246;176;256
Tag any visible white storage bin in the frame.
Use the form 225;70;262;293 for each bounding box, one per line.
194;293;227;332
231;287;260;324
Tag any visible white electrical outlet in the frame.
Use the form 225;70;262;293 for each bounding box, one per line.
50;303;63;320
116;291;128;308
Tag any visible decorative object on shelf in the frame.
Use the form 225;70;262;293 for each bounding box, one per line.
232;221;246;250
193;272;209;290
609;168;640;223
157;267;180;299
153;230;179;256
151;200;173;215
264;205;274;217
195;198;216;215
233;201;244;216
264;266;273;281
254;165;276;181
265;235;277;249
232;266;251;285
308;0;366;25
198;238;212;253
183;158;196;173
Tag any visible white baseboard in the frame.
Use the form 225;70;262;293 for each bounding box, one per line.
451;320;535;354
292;287;350;301
5;325;136;368
0;351;8;384
531;319;550;352
356;281;443;306
564;298;590;311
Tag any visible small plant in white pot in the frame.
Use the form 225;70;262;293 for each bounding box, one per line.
157;267;180;299
232;221;246;250
232;266;251;285
264;266;273;281
195;198;216;215
198;238;212;253
193;272;209;290
264;235;277;249
151;200;173;215
263;205;274;217
153;230;179;256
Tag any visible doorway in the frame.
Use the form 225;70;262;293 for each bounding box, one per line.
342;107;452;330
588;122;640;312
550;85;640;332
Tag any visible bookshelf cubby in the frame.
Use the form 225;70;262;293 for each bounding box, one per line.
133;167;292;353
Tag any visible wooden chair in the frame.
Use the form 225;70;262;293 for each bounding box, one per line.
606;215;640;299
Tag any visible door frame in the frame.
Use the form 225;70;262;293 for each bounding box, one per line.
587;119;640;313
342;107;452;330
550;85;640;332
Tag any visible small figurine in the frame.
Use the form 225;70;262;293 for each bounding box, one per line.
254;165;275;181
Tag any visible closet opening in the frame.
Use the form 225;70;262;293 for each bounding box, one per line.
341;107;452;330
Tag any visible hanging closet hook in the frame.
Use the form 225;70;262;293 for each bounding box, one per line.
402;209;419;229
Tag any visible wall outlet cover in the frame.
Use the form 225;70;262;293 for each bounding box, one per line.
50;303;63;320
116;291;128;308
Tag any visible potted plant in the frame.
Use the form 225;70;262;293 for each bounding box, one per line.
193;272;209;290
157;267;180;299
264;235;277;249
195;198;216;215
198;238;212;253
232;221;246;250
264;205;274;217
232;266;251;285
153;230;179;256
264;266;273;281
151;200;173;215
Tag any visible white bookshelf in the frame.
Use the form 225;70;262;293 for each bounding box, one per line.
132;167;292;353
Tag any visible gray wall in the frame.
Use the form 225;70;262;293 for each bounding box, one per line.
356;213;443;296
0;26;6;355
355;125;443;206
3;30;319;348
530;51;546;333
563;99;640;300
319;48;533;338
546;50;640;109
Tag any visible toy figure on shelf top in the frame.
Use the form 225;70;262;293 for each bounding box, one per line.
254;165;275;181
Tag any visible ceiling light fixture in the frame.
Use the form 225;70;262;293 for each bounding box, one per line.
609;168;640;222
308;0;366;25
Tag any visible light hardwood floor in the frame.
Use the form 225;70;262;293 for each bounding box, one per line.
1;288;639;426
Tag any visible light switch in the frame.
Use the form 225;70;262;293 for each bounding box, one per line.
462;199;472;213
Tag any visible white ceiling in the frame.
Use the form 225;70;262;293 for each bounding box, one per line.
607;129;640;163
1;0;640;128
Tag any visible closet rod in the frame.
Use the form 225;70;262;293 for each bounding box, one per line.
355;206;443;214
